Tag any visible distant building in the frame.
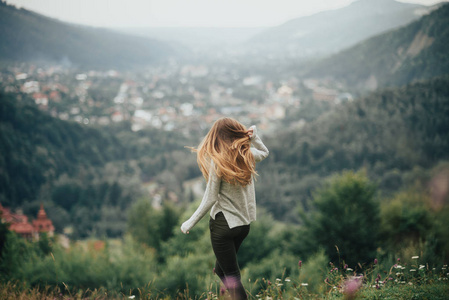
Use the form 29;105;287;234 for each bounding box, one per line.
312;87;338;102
33;204;55;236
0;203;55;239
21;81;40;94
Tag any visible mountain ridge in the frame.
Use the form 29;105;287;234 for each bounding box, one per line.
0;1;181;69
304;3;449;90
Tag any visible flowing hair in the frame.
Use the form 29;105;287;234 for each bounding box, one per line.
192;117;256;186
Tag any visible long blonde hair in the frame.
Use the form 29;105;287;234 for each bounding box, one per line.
193;117;256;186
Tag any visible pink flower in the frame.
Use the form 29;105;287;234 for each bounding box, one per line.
220;286;226;296
298;260;302;268
374;258;378;265
343;276;363;299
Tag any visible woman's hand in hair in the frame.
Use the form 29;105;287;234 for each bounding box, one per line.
247;125;256;139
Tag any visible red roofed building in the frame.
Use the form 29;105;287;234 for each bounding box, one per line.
0;203;55;239
9;213;35;239
33;204;55;237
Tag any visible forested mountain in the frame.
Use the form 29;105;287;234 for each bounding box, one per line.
0;1;179;68
256;76;449;221
305;3;449;90
248;0;428;56
0;93;198;237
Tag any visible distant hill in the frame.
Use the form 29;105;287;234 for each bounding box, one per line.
305;3;449;90
119;27;266;51
248;0;430;57
0;2;179;69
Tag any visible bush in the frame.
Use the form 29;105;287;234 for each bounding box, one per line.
301;170;380;266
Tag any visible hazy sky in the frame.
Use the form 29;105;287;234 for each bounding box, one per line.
5;0;448;28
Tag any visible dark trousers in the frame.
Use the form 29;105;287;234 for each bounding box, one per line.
209;212;250;300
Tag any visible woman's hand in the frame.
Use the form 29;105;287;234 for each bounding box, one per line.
181;223;190;234
247;125;256;139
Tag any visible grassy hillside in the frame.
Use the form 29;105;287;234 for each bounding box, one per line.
0;2;179;68
305;3;449;90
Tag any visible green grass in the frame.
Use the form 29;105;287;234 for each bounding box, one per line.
1;278;448;300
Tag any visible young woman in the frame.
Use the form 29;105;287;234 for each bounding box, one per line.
181;117;269;300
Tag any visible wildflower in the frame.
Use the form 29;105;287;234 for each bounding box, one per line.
220;286;226;295
128;296;136;299
376;284;380;289
419;265;425;270
397;258;401;262
301;283;309;286
267;280;271;286
410;269;416;272
343;276;362;299
276;278;282;282
394;264;402;269
213;267;216;274
285;278;291;282
374;258;378;265
346;268;353;272
344;264;348;270
412;256;419;259
298;260;302;268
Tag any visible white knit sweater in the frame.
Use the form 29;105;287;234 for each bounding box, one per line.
181;126;269;233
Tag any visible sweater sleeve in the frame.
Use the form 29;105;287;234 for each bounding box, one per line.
249;125;269;163
181;166;221;233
